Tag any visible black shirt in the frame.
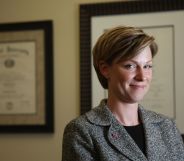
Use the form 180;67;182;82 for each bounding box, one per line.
124;123;146;156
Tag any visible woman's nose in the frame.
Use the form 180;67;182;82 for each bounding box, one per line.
134;68;147;81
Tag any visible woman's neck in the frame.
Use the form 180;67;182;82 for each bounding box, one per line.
107;98;139;126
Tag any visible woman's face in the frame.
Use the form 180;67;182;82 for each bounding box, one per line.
103;46;153;103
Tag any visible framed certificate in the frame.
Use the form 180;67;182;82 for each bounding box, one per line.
0;20;54;133
79;0;184;136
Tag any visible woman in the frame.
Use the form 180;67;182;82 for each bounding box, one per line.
62;26;184;161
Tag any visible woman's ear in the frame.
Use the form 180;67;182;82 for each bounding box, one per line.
99;61;110;79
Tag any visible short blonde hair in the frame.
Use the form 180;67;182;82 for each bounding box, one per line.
92;26;158;89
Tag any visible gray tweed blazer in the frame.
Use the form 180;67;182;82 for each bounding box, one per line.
62;103;184;161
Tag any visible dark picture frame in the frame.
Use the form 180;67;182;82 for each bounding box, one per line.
80;0;184;139
0;20;54;133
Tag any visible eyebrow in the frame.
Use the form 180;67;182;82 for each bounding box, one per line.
125;59;153;64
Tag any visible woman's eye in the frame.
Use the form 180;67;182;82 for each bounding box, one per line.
144;64;153;69
124;64;136;69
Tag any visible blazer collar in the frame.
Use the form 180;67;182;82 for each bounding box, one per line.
86;101;112;126
138;104;165;125
86;99;165;127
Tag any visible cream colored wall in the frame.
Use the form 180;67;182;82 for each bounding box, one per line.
0;0;118;161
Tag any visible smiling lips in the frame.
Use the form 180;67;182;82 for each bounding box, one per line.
130;84;146;89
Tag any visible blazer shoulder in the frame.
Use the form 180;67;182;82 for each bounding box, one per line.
63;114;89;134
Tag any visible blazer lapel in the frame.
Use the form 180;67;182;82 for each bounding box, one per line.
139;106;170;160
107;118;147;161
143;122;168;160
